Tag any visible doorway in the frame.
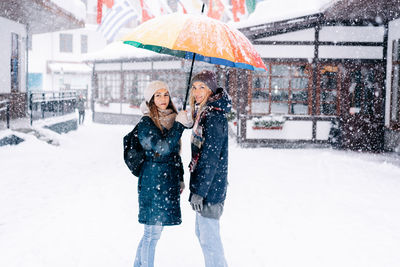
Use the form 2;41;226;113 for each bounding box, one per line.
339;62;385;151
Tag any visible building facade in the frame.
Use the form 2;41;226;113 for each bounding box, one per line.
0;0;85;121
232;0;400;152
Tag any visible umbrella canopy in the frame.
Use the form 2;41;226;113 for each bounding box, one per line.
122;13;267;72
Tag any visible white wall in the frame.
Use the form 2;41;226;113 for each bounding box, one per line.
255;45;314;59
29;24;106;92
386;18;400;126
319;26;384;42
0;16;27;94
254;26;384;60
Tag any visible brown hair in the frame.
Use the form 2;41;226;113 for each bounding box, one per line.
147;96;178;132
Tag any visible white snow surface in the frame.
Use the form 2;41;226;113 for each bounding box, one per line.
1;115;400;267
233;0;337;28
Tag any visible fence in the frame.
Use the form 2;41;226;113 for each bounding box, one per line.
0;99;10;128
29;91;79;124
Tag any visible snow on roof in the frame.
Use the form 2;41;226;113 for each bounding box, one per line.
233;0;337;29
83;41;169;62
50;0;86;21
48;62;92;74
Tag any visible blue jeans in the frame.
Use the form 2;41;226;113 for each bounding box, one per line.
195;213;228;267
134;225;164;267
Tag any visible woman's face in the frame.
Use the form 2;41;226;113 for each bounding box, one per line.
153;88;170;110
192;81;212;104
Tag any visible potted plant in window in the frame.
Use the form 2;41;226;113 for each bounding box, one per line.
252;115;285;130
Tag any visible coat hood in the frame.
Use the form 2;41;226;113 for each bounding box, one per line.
207;88;232;113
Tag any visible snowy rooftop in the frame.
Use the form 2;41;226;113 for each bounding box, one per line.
48;62;92;74
83;41;170;62
233;0;337;29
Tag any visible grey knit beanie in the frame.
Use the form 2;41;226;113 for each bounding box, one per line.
191;70;217;94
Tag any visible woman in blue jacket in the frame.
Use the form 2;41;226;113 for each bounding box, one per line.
188;70;231;267
134;80;192;267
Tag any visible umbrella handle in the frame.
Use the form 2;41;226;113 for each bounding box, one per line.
183;4;205;110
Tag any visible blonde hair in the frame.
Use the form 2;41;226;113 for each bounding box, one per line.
189;84;213;120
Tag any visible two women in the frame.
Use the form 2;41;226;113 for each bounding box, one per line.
132;70;230;267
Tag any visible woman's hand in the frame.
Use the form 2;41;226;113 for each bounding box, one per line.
176;110;193;128
179;182;185;194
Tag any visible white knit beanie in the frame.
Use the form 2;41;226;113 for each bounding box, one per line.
144;80;170;102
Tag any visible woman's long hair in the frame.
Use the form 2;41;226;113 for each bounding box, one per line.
147;94;181;152
147;96;178;132
189;85;213;121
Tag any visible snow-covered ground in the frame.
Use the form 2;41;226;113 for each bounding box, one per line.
1;115;400;267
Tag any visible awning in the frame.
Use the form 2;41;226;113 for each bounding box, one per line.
47;62;92;74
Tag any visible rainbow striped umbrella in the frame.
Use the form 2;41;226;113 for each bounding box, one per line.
122;12;267;107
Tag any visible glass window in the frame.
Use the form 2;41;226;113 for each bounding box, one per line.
391;39;400;128
271;78;289;89
291;77;308;89
81;35;88;54
251;89;269;113
60;33;73;53
97;72;121;102
319;66;339;115
271;65;290;76
252;76;268;88
250;63;310;115
10;33;19;91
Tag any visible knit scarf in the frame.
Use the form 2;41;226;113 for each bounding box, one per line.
189;104;222;172
142;104;176;131
157;108;176;130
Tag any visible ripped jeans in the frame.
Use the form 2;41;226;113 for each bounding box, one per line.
195;213;228;267
134;224;164;267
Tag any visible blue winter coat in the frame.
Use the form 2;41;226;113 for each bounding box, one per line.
189;88;231;205
137;116;185;226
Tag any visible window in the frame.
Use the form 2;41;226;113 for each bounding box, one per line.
318;65;340;115
123;72;150;106
391;39;400;129
81;35;88;54
10;33;19;91
59;33;73;53
251;63;310;115
97;73;121;102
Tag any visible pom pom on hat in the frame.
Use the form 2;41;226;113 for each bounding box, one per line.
191;70;217;94
144;80;170;102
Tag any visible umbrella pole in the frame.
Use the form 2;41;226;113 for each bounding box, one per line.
183;53;196;110
183;4;205;110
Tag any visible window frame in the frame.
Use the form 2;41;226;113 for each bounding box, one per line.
80;34;88;54
316;64;341;116
250;62;312;115
59;33;73;53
